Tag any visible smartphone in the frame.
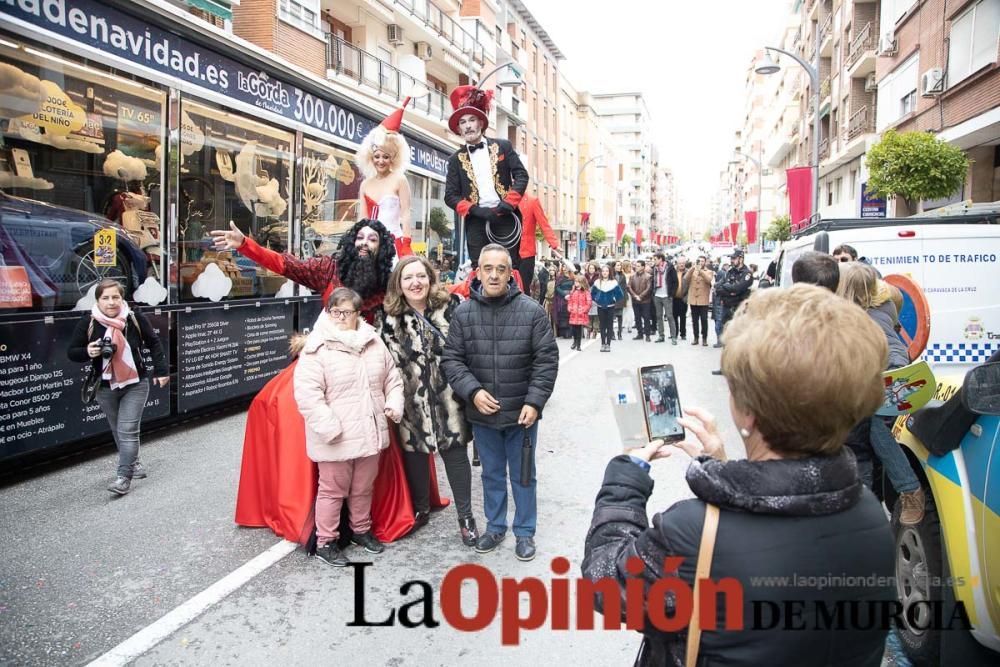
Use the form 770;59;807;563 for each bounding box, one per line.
638;364;685;442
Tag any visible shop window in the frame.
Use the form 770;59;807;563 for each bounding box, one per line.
178;101;292;301
300;138;363;260
0;41;166;312
426;180;452;261
406;172;428;249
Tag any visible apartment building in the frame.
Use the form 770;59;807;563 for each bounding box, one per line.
592;93;657;249
874;0;999;213
572;89;620;258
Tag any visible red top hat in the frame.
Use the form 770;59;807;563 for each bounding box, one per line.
381;97;411;133
448;85;492;135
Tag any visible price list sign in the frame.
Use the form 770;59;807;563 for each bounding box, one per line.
177;303;293;412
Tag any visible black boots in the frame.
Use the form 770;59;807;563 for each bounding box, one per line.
459;516;479;547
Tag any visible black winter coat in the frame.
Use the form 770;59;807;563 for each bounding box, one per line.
717;264;753;307
67;309;168;380
583;450;894;667
441;280;559;428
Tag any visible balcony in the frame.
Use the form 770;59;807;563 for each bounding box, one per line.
819;14;833;57
325;36;448;120
819;136;830;160
807;0;820;20
846;22;877;77
391;0;485;66
848;105;874;140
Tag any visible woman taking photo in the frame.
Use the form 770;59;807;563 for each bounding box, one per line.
590;264;625;353
381;256;479;546
584;284;895;665
68;279;168;496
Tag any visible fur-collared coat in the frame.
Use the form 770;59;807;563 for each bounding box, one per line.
381;298;472;453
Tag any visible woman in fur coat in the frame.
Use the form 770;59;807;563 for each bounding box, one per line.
381;255;478;546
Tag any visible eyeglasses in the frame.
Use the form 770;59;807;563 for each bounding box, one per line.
837;256;851;263
329;308;357;318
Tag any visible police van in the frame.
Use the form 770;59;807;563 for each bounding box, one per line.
774;204;1000;373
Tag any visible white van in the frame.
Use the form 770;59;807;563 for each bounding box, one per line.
773;211;1000;373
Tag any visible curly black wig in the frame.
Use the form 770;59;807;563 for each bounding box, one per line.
336;219;396;299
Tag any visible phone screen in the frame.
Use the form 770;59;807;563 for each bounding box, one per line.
639;365;685;441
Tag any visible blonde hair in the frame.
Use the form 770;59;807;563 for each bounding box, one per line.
836;262;878;310
384;255;450;317
574;275;589;290
721;284;887;457
357;126;411;179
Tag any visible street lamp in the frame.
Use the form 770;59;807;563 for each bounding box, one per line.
732;147;767;251
756;23;821;225
474;61;525;88
575;155;605;260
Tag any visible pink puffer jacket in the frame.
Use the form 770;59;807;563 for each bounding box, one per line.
293;313;404;462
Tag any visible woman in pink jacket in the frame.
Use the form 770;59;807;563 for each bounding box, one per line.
293;287;405;567
566;275;592;351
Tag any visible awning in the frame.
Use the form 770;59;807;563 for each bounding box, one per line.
185;0;233;21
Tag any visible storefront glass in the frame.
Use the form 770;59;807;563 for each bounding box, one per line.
405;172;428;253
300;138;362;259
0;40;166;312
178;100;293;300
426;179;453;261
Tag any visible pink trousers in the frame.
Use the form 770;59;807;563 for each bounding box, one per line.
315;453;380;546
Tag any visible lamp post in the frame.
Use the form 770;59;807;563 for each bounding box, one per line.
575;155;605;261
733;147;767;252
756;23;821;225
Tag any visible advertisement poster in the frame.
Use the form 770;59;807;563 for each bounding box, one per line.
860;182;886;219
93;229;117;267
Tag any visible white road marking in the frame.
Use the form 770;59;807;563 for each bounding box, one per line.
85;539;298;667
87;332;594;665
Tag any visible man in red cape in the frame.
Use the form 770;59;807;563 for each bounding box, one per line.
211;218;447;547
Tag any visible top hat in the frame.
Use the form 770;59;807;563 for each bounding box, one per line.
448;85;492;135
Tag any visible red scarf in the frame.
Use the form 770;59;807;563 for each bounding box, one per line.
91;302;140;389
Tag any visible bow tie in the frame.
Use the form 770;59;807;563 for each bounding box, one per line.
468;142;485;153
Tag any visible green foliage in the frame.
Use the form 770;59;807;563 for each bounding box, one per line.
764;214;791;242
428;207;451;239
589;226;607;245
865;130;968;202
737;232;748;247
702;230;712;242
621;233;633;246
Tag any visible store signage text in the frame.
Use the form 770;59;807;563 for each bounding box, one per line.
1;0;450;176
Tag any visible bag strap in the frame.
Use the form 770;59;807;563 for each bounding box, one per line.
129;312;146;346
685;503;720;667
411;309;446;342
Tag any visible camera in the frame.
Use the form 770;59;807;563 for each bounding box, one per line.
99;336;117;360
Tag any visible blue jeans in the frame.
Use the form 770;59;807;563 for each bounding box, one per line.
95;378;150;479
869;416;919;493
472;423;539;537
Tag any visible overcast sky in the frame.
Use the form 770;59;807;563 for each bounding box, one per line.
527;0;792;229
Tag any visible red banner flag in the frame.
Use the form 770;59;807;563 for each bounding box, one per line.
729;222;739;244
745;211;758;244
723;226;730;242
786;166;812;231
615;222;625;244
636;228;643;246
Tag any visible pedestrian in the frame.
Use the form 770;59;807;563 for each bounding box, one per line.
651;252;678;344
441;244;559;561
583;284;895;666
443;86;529;268
293;287;405;567
67;279;169;496
671;257;689;340
536;260;550;307
619;260;635;334
711;260;728;347
685;255;713;346
627;259;653;341
833;244;858;262
516;193;562;295
710;249;753;375
591;264;625;352
381;256;479;546
567;275;592;351
837;262;926;524
584;261;599;286
612;262;628;340
552;263;574;339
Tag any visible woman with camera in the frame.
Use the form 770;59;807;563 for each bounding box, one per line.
583;284;895;666
68;279;168;496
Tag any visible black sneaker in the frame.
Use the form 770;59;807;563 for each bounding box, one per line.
713;342;723;348
632;334;644;340
671;338;678;346
107;477;131;495
475;531;505;554
459;516;479;547
656;336;665;343
711;369;723;376
315;542;350;567
515;536;536;562
351;531;385;554
131;461;148;479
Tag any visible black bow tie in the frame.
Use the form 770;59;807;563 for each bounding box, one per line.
468;142;485;153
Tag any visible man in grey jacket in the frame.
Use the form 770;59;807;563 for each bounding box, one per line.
441;244;559;561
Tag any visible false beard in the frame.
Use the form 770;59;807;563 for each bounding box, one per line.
342;253;380;299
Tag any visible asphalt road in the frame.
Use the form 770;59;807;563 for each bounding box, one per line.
1;322;910;665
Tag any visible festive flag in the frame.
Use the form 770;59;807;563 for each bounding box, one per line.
745;211;758;244
786;166;812;231
615;222;625;244
636;228;644;246
729;222;739;243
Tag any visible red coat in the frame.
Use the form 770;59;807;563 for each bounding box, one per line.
567;288;592;326
517;194;559;259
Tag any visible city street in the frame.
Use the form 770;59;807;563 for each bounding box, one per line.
1;330;745;665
